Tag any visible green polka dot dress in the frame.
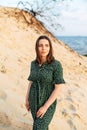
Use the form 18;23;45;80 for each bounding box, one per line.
27;59;65;130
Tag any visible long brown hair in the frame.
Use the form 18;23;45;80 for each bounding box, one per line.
35;35;54;64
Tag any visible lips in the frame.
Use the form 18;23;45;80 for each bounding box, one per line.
41;52;46;53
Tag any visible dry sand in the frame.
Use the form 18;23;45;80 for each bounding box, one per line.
0;7;87;130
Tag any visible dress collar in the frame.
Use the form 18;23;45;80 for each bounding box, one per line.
35;59;48;67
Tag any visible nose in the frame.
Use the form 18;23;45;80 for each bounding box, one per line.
42;45;45;50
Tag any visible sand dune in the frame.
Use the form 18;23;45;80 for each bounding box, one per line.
0;7;87;130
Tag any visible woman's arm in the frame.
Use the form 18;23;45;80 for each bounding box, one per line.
44;84;63;109
36;84;64;118
25;81;32;111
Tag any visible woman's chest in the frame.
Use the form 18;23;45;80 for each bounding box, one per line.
31;65;53;82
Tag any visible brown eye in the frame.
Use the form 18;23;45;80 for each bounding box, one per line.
45;44;49;47
38;44;43;47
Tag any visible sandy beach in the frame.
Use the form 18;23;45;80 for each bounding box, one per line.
0;7;87;130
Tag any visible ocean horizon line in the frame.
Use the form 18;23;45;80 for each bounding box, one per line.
56;35;87;37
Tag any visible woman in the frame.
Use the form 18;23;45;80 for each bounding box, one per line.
25;35;65;130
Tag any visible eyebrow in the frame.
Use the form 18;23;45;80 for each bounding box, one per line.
39;43;49;45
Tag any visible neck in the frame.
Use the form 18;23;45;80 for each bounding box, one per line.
40;57;47;64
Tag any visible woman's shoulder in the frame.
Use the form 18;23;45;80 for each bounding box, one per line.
30;59;35;64
31;60;36;64
52;59;62;66
30;59;38;66
51;59;63;70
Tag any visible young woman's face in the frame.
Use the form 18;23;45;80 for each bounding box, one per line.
38;39;50;58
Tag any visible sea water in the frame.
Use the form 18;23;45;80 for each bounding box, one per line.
56;36;87;55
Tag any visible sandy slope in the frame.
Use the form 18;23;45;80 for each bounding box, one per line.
0;7;87;130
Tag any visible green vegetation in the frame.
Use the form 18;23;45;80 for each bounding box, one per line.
83;54;87;57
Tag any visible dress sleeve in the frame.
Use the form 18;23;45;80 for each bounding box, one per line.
27;62;33;81
53;61;65;85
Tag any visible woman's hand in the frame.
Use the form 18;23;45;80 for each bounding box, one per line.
25;98;30;111
36;105;48;118
25;81;32;111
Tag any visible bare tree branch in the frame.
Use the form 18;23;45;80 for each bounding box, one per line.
17;0;72;34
